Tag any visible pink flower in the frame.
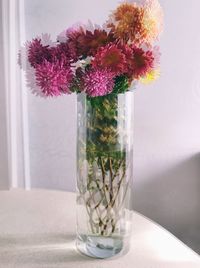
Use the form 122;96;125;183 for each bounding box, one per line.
28;38;52;68
18;34;55;71
35;60;73;97
50;43;72;66
84;68;115;97
26;67;46;97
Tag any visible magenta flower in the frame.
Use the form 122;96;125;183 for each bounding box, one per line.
26;68;46;97
50;43;72;66
35;60;73;97
28;38;52;68
84;68;115;97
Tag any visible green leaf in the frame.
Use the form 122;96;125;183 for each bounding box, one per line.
112;75;129;94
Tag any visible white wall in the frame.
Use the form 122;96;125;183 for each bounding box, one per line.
16;0;200;253
24;0;119;191
0;0;9;190
134;0;200;253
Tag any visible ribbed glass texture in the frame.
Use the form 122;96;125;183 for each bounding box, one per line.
76;91;134;258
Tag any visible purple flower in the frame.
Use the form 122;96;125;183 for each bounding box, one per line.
35;60;73;97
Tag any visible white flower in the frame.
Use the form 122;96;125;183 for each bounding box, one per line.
72;56;93;69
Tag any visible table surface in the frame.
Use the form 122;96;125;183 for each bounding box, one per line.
0;189;199;268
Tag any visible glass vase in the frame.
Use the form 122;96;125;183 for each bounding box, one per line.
76;91;134;259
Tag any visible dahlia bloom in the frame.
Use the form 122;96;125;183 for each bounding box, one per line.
107;3;145;44
92;43;127;75
82;29;116;56
84;68;115;97
117;43;136;78
142;0;164;44
35;60;73;97
66;26;115;60
131;46;155;78
107;0;163;45
18;0;163;98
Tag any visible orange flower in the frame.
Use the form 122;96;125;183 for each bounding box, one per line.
108;3;145;44
142;0;164;44
107;0;163;45
115;3;136;21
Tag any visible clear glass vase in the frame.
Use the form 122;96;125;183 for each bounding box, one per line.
76;91;134;259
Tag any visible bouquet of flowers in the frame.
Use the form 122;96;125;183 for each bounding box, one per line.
19;0;163;98
19;0;163;254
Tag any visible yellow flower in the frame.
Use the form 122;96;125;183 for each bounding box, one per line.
140;69;160;84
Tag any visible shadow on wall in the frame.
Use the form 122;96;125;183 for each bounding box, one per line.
134;153;200;254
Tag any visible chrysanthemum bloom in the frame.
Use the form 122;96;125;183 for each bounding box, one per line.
140;68;160;84
142;0;164;44
83;29;116;56
66;27;88;60
84;68;115;97
117;43;135;78
28;38;52;68
35;60;73;97
25;67;46;97
50;43;72;66
107;0;163;45
18;34;54;71
92;43;127;75
107;3;145;44
66;27;115;60
131;46;155;78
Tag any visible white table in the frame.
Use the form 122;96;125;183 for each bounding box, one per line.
0;189;199;268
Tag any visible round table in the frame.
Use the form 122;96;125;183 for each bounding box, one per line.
0;189;199;268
